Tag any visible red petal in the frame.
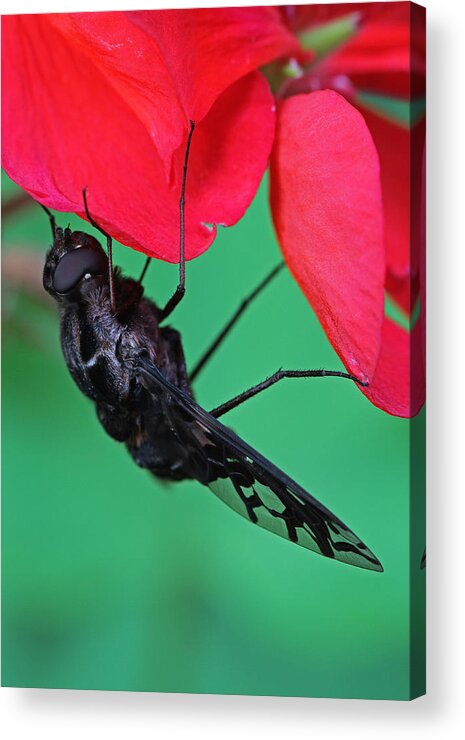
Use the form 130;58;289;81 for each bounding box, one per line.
282;2;424;98
50;12;187;178
359;109;410;278
315;3;424;98
270;91;385;382
321;23;412;97
185;74;276;232
283;2;413;33
127;7;297;125
362;317;424;417
357;107;425;313
53;8;295;178
2;15;275;261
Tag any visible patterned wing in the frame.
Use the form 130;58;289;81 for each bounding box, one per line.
138;359;383;572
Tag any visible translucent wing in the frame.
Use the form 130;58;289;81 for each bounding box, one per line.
138;359;383;572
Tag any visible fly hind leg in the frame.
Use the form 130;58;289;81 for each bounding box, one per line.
210;369;368;418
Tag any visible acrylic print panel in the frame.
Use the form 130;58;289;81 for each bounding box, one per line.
1;2;426;699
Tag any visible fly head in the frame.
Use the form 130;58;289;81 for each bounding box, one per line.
43;225;108;304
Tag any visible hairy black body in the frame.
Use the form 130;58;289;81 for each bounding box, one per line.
44;229;193;481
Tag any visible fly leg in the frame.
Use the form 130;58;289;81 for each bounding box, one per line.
189;262;284;383
210;369;368;419
159;120;196;322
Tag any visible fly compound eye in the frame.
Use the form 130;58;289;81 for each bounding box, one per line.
53;247;108;294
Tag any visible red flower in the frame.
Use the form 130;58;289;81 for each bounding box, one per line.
1;5;424;418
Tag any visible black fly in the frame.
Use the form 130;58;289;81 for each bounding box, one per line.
41;121;382;572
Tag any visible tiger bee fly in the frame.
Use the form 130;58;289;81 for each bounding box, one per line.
41;121;382;572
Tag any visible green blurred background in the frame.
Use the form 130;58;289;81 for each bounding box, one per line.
2;167;425;699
